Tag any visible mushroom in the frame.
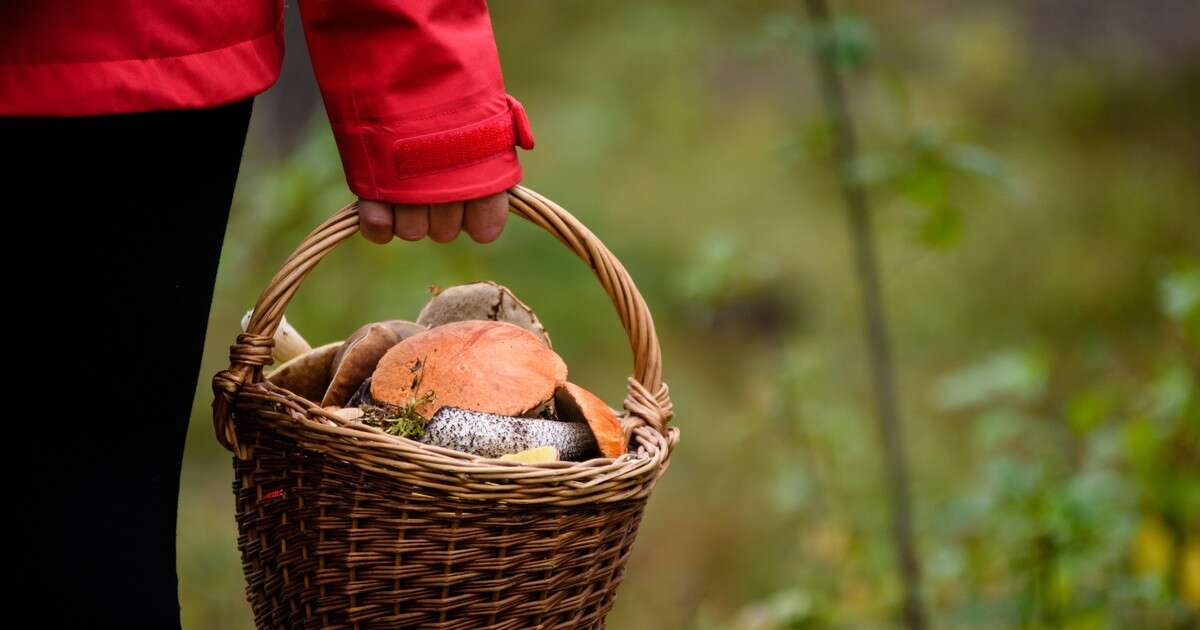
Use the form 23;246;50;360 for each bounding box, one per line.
370;320;567;419
416;281;552;346
322;321;425;407
555;382;627;458
499;446;560;464
241;310;312;364
345;376;376;408
421;407;596;460
382;319;427;341
322;406;364;422
265;341;343;401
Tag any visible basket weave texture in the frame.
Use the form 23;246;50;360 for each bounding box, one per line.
212;187;678;628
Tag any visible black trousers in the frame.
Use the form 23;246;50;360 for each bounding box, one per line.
7;98;254;628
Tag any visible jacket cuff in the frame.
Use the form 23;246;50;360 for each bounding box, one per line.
341;94;535;205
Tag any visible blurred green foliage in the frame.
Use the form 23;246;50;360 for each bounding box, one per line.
177;1;1199;628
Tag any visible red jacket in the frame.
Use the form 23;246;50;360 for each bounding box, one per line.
0;1;533;204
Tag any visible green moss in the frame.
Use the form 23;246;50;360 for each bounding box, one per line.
360;390;436;439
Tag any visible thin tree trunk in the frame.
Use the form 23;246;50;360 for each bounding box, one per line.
801;1;927;628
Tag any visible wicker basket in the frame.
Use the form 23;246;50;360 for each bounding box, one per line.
212;186;678;629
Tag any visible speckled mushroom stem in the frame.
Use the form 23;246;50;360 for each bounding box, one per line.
421;407;598;460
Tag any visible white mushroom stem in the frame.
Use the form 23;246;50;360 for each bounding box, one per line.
323;406;364;422
241;310;312;365
421;407;598;460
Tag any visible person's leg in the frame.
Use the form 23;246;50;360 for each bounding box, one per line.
7;98;254;628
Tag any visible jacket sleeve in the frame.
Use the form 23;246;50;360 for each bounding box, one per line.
297;0;534;205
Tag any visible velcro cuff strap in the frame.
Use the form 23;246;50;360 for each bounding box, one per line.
393;94;535;179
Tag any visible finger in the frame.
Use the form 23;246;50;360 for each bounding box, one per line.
358;199;394;244
393;205;429;241
428;202;465;243
464;192;508;243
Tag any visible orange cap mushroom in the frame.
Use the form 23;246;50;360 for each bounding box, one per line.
370;320;567;418
555;382;627;458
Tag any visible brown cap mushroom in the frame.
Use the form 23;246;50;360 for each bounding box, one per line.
381;319;428;341
266;341;343;402
416;281;552;346
555;382;627;458
371;320;567;418
322;323;403;407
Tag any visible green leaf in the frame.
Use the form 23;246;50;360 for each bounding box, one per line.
972;407;1028;451
805;13;876;70
829;14;875;69
845;152;901;185
935;349;1049;410
801;119;835;157
1144;360;1196;422
1158;263;1200;338
898;165;949;209
915;203;964;250
1066;388;1121;434
945;143;1007;184
1122;416;1162;470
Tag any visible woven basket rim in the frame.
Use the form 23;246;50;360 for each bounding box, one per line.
233;380;678;504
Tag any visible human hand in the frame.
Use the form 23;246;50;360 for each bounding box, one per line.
358;191;508;244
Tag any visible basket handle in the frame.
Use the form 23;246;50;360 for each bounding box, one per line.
213;186;673;458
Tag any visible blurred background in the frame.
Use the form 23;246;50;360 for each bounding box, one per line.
178;1;1200;628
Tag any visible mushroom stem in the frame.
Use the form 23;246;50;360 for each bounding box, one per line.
241;310;312;365
421;407;598;460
